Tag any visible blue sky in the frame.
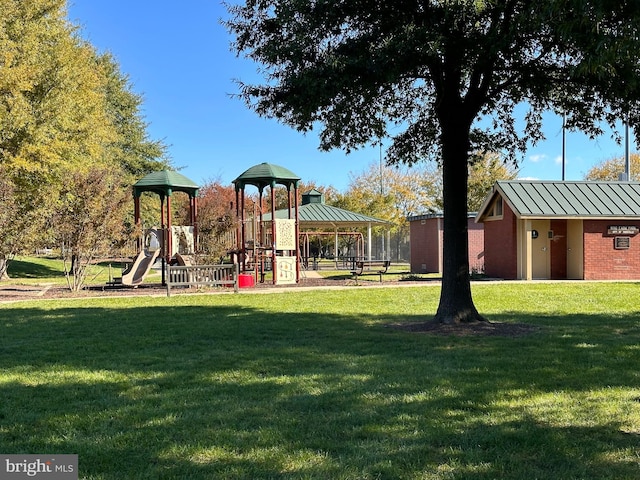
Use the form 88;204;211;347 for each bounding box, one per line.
68;1;636;191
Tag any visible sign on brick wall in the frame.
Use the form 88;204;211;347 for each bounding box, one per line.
607;226;638;235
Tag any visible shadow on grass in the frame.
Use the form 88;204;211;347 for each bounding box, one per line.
1;304;639;479
6;258;65;279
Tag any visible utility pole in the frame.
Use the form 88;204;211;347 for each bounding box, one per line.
562;112;566;181
625;122;630;181
379;141;385;261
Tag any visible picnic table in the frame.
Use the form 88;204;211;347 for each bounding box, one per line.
351;259;391;281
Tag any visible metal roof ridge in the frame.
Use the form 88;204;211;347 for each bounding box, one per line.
499;179;640;185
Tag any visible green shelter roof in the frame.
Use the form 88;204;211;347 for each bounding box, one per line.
264;192;389;227
295;203;389;226
477;180;640;220
233;163;301;190
133;170;199;197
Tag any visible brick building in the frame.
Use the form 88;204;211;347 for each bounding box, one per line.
476;180;640;280
408;213;485;274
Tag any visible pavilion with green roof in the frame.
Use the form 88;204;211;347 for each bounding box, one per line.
264;189;390;267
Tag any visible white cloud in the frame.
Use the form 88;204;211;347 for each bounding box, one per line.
554;155;564;165
529;154;547;163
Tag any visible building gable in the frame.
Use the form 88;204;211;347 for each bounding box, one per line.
477;180;640;221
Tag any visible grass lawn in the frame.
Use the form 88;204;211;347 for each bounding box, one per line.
6;256;129;286
1;282;639;479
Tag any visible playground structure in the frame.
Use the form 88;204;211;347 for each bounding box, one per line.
233;163;301;285
115;166;389;288
115;170;200;286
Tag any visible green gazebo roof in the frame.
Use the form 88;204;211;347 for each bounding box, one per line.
133;170;199;197
233;162;301;190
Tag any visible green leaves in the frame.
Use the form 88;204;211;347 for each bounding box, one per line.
1;1;109;180
0;0;168;274
227;0;640;161
54;165;130;291
227;0;640;321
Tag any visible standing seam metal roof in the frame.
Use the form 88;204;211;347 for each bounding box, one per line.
264;203;389;225
478;180;640;219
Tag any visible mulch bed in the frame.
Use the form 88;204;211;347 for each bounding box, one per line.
388;320;541;337
0;276;388;302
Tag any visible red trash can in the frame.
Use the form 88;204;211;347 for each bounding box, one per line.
238;274;255;288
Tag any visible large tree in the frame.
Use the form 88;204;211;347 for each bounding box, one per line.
0;1;169;273
98;53;169;179
0;0;114;185
0;0;115;269
226;0;640;323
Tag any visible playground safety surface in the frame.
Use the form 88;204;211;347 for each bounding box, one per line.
0;275;435;302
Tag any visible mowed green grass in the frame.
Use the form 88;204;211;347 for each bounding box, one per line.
6;256;129;286
1;282;639;479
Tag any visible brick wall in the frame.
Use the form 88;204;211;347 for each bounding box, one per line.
583;220;640;280
483;204;518;279
410;216;484;274
409;218;442;273
468;221;485;273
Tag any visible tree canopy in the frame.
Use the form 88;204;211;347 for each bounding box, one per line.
1;0;111;183
0;0;169;279
424;152;519;213
227;0;640;324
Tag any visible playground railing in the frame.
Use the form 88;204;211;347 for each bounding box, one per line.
166;263;239;297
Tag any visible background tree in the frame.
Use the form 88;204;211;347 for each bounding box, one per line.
584;154;640;181
189;180;238;263
333;152;517;261
93;52;170;243
99;53;169;179
0;0;114;185
263;180;338;212
333;162;436;260
0;166;21;279
0;0;114;265
467;154;519;212
426;152;519;213
227;1;640;324
54;165;130;291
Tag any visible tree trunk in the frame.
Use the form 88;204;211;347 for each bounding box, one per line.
432;112;487;324
0;257;10;281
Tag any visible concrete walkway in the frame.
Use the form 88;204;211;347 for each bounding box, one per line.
302;270;323;279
